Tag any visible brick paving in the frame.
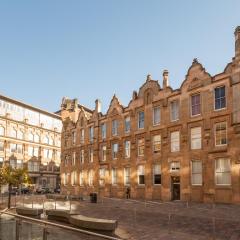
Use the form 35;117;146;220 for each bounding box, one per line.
1;196;240;240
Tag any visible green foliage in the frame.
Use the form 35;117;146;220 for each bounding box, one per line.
0;165;31;187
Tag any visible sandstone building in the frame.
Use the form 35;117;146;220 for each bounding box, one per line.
61;26;240;203
0;94;62;192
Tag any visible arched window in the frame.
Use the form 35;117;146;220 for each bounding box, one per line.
10;128;17;138
44;136;49;144
34;134;40;143
49;137;54;145
0;126;5;136
29;133;34;142
17;130;24;140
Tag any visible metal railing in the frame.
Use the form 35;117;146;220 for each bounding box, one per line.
2;194;240;240
0;208;122;240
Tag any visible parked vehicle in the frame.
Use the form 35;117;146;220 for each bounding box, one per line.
21;187;30;194
10;187;18;195
54;188;60;194
36;187;53;194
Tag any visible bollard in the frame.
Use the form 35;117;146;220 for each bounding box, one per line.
55;197;57;210
32;195;34;209
22;195;24;207
69;196;72;211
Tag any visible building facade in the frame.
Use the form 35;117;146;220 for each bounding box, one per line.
0;95;62;192
61;26;240;203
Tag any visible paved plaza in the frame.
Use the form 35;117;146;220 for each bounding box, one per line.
1;196;240;240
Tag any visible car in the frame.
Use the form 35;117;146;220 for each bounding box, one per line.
21;187;30;194
36;187;44;194
54;188;60;194
10;187;18;195
36;187;53;194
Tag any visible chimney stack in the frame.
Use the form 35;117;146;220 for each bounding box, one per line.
95;99;102;113
163;70;169;89
235;26;240;60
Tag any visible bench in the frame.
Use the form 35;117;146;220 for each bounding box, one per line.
46;194;66;200
45;209;76;223
69;215;118;233
16;207;43;218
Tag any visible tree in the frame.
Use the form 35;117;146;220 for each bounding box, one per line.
0;166;31;208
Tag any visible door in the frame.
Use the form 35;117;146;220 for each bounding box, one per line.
171;176;180;200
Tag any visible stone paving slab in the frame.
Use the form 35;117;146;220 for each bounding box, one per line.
2;195;240;240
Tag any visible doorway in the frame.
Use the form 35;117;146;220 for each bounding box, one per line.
171;176;180;200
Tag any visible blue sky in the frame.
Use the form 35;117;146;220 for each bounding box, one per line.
0;0;240;113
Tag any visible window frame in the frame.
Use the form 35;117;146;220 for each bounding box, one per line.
89;147;94;163
190;127;202;150
124;116;131;133
89;126;94;143
137;138;145;157
101;145;107;161
153;164;161;185
111;168;117;185
124;140;131;158
191;160;202;186
137;165;145;185
170;131;180;152
112;143;118;159
191;93;201;117
101;123;107;139
112;119;118;136
153;106;161;126
153;135;161;153
215;158;231;186
215;122;227;147
124;167;131;186
138;111;144;129
214;86;226;111
170;100;179;122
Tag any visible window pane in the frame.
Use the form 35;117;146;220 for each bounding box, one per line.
215;86;226;110
171;101;179;121
138;139;145;156
192;161;202;185
215;122;227;146
215;159;231;185
153;164;161;184
153;107;161;125
125;117;130;132
191;94;201;116
191;127;201;149
171;131;180;152
138;111;144;129
153;135;161;153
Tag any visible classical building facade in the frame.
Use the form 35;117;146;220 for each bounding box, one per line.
61;26;240;203
0;94;62;192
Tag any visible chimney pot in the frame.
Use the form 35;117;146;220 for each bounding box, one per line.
235;26;240;60
95;99;102;113
163;70;169;88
